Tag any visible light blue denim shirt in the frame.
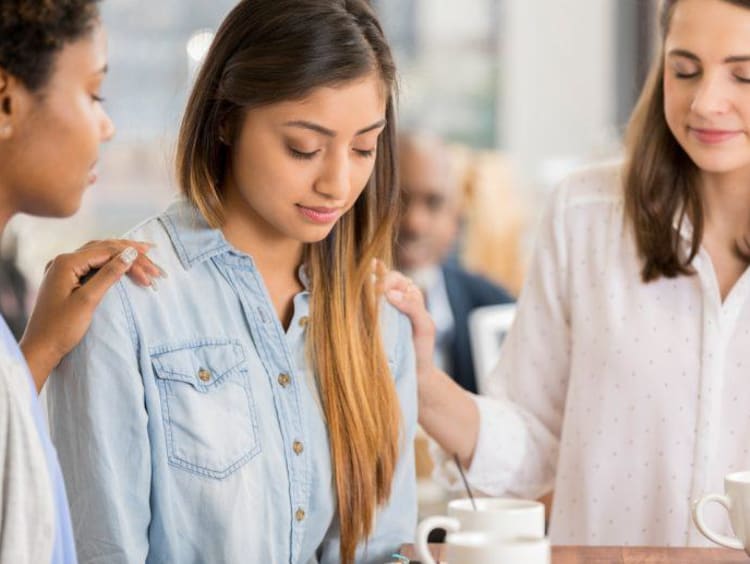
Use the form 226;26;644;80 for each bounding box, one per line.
45;200;417;564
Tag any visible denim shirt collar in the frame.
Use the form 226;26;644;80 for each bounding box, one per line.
159;198;310;290
159;199;231;270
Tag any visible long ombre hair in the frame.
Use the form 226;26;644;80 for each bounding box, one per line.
623;0;750;281
175;1;401;561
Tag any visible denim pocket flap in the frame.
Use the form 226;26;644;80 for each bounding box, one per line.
152;341;246;390
150;339;260;478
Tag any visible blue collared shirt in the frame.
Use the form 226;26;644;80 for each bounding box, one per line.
0;316;77;564
46;200;417;563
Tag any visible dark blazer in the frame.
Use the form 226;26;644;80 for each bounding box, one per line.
442;263;514;394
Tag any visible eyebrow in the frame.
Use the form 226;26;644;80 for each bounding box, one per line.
282;118;386;137
668;49;750;64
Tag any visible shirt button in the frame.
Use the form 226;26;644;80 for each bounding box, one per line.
299;316;309;328
198;369;211;382
295;507;306;521
278;373;291;388
293;441;304;455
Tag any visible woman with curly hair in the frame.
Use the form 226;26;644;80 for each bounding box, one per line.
0;1;159;562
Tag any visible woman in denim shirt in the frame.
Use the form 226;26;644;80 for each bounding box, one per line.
46;1;417;563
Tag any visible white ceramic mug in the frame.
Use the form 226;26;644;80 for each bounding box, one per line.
692;470;750;555
415;497;545;563
418;531;550;564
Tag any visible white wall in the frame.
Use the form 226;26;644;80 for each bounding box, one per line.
500;0;619;194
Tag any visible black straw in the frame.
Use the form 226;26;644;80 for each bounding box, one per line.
453;453;477;511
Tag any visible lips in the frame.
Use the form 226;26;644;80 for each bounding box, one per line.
296;204;341;224
88;161;99;185
689;127;743;145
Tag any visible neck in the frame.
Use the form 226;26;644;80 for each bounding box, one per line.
221;184;304;281
699;169;750;245
0;178;17;235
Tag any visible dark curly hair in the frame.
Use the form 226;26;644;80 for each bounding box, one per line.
0;0;101;92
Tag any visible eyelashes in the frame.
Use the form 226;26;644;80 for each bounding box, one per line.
673;71;750;83
674;71;699;80
288;148;319;160
286;147;376;160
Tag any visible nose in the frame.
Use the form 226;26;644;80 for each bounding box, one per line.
100;108;115;142
401;199;428;236
691;72;731;116
314;150;350;201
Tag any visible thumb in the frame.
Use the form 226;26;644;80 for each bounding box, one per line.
75;247;138;308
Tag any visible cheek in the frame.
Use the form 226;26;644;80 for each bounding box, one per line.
54;100;101;164
663;79;687;135
738;99;750;122
437;212;458;239
234;146;281;194
350;161;376;198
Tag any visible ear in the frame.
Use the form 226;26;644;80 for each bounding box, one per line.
219;109;245;146
0;69;11;140
218;121;232;145
0;67;32;141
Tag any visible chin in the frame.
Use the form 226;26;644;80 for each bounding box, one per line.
46;193;85;218
690;155;750;176
395;247;426;269
297;226;336;244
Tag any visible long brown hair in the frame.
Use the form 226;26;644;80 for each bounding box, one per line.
623;0;750;281
175;1;401;561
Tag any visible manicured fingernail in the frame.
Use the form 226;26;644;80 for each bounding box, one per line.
387;290;404;302
150;277;159;292
154;263;168;278
119;247;138;266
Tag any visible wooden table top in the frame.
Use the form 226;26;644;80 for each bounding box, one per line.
400;544;750;563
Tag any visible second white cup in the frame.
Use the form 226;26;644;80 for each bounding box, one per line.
428;532;550;564
415;497;545;563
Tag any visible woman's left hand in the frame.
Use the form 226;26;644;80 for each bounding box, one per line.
19;239;161;391
375;260;436;384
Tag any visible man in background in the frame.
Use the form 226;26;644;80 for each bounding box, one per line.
396;132;514;394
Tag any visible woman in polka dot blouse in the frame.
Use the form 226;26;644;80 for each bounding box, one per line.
387;0;750;548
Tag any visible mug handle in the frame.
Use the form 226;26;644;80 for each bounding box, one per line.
692;493;744;550
415;515;460;564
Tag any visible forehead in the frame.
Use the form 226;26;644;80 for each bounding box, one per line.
251;73;387;131
666;0;750;55
400;143;456;196
46;23;107;87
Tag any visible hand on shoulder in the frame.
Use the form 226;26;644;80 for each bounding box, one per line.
19;239;164;392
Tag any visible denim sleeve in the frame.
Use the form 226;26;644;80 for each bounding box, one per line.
45;282;151;564
318;308;418;564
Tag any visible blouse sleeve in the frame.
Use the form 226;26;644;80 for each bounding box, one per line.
0;355;54;564
432;183;572;500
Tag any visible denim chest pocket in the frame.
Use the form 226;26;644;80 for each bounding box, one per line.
151;340;261;479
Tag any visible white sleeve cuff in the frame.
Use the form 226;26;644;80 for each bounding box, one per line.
430;393;528;496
